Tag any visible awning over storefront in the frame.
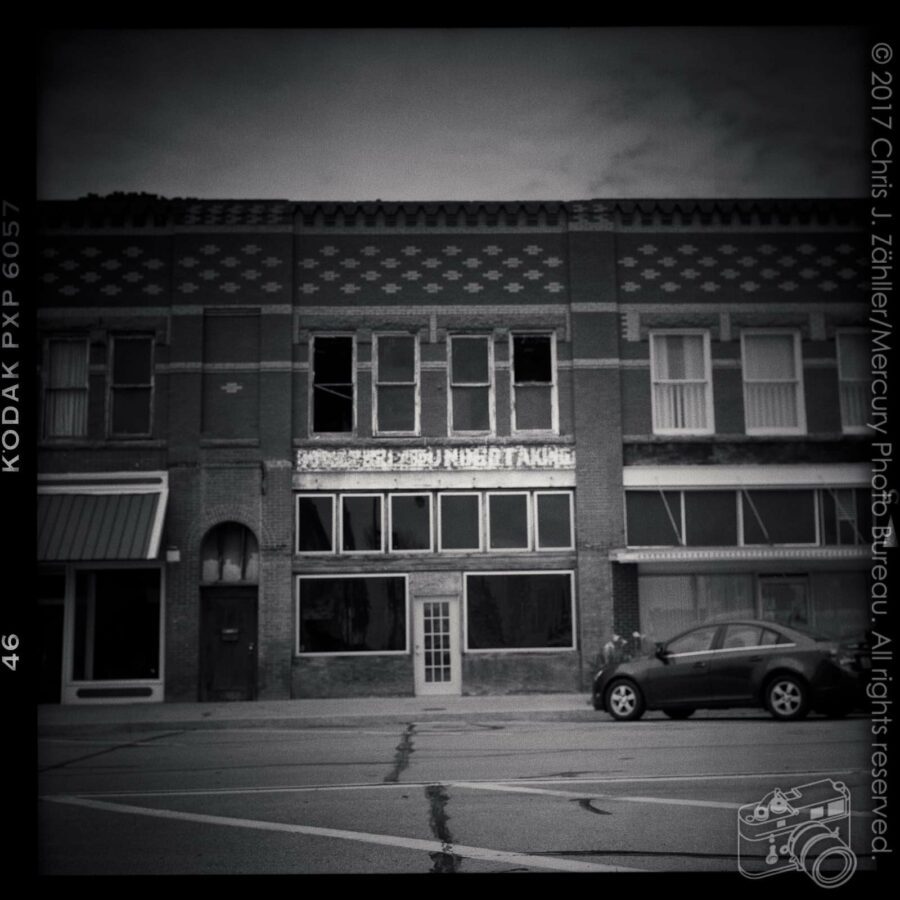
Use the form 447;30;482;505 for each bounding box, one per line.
37;473;168;562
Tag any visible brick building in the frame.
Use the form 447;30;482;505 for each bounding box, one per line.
35;196;869;704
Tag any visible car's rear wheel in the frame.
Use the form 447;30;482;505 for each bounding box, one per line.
765;675;809;721
605;680;645;721
663;708;695;719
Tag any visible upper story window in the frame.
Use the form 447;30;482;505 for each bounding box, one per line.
448;335;493;434
373;333;419;435
109;335;154;437
511;333;557;433
650;331;714;434
836;330;868;434
311;335;354;435
43;337;89;439
741;330;806;435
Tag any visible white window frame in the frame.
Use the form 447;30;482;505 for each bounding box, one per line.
295;573;410;657
372;332;420;436
463;569;576;654
510;331;559;435
534;490;575;551
295;493;337;556
649;330;714;435
107;333;155;439
42;335;90;440
447;334;495;436
437;492;483;553
339;493;385;555
835;329;869;435
740;329;807;435
309;333;357;437
388;492;433;554
486;491;532;552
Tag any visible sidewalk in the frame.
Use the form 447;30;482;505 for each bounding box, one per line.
37;693;600;736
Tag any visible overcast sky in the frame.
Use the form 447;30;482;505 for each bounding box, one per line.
37;27;868;202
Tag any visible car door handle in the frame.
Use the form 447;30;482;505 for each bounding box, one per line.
692;661;708;669
748;655;763;662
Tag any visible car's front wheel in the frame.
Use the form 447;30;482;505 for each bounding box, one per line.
605;679;645;721
765;674;809;721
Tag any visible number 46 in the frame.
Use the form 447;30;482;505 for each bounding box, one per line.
2;635;18;671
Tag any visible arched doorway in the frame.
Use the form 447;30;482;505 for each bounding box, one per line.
199;522;259;701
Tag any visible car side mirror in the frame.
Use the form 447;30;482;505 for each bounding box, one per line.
655;642;668;661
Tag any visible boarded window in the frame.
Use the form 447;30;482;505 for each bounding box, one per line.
110;335;153;436
73;569;161;680
312;336;354;433
535;492;573;549
466;573;573;650
375;335;417;433
44;338;89;438
450;336;492;432
439;494;481;550
488;493;529;549
625;491;682;546
342;495;383;552
298;576;407;653
742;490;816;545
202;312;260;438
650;332;712;433
390;494;432;551
512;334;554;431
297;495;334;553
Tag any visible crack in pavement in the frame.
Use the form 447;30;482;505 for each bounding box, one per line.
426;783;461;873
384;723;415;784
38;731;185;773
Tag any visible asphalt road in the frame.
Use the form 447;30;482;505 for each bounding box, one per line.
38;713;879;879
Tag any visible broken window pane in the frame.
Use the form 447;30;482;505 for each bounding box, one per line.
439;494;480;550
313;336;354;433
297;495;334;552
299;576;407;653
536;492;572;549
390;494;432;551
488;493;529;549
342;495;383;552
513;335;552;383
466;573;573;649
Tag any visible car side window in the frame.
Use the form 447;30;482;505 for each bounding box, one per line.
667;626;718;655
722;625;764;649
760;628;781;646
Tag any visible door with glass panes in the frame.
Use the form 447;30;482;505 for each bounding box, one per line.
413;597;461;695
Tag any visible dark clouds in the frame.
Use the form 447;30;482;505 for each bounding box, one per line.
37;27;868;200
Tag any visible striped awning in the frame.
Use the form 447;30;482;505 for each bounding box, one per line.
37;474;168;561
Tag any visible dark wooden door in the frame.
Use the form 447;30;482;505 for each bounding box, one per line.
200;586;258;701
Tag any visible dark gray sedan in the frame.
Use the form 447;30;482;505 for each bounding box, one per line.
592;620;867;722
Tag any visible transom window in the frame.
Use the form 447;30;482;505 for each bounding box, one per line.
741;330;806;434
650;331;714;434
374;334;419;434
43;337;89;438
201;523;259;583
297;490;574;555
448;335;493;434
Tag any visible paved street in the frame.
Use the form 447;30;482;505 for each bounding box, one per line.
38;711;877;878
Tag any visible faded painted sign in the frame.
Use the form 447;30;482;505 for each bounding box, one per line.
296;445;575;472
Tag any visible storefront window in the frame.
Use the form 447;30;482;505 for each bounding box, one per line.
73;569;161;680
298;576;407;653
742;490;817;545
466;572;574;650
297;495;335;553
342;495;383;552
535;492;573;549
390;494;432;551
439;493;481;551
487;493;529;550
